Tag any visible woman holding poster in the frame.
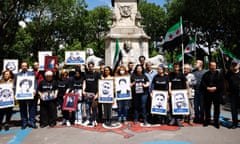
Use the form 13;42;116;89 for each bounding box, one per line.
130;64;150;125
0;70;14;131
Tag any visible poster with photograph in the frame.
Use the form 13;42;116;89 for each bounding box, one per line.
15;76;35;100
171;89;189;115
65;51;85;65
62;93;78;111
98;79;114;103
44;56;58;71
114;76;132;100
151;90;168;115
41;91;56;101
0;83;15;109
3;59;18;74
38;51;52;70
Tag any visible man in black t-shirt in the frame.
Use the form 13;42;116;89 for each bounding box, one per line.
168;62;189;127
82;62;101;126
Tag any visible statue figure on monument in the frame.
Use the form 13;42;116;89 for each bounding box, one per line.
121;41;137;66
86;48;103;66
135;11;142;27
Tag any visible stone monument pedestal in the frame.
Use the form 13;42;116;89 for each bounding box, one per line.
105;0;150;67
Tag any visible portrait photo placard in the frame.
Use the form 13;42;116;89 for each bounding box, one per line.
44;56;58;71
38;51;52;70
65;51;85;65
151;90;168;115
171;89;189;115
15;76;35;100
3;59;18;74
62;93;78;111
0;83;15;109
41;91;56;101
114;76;132;100
98;79;114;103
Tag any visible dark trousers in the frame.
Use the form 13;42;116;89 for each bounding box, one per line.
0;107;12;125
194;90;204;121
40;100;57;126
19;100;36;125
204;93;221;124
133;93;148;121
230;93;239;126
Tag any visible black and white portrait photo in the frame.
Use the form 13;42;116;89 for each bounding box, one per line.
0;84;14;109
98;79;114;103
15;76;35;100
3;59;18;74
115;76;131;100
65;51;85;65
171;90;189;115
151;91;168;115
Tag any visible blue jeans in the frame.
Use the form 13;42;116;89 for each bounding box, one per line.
75;102;83;121
85;98;97;122
19;100;36;125
133;93;148;121
117;100;129;120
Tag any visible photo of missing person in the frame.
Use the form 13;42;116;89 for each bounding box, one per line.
15;76;35;100
0;84;14;108
115;76;131;100
19;79;32;93
98;80;114;103
171;90;189;115
38;51;52;70
3;59;18;74
62;94;78;111
44;56;57;71
65;51;85;65
151;91;168;115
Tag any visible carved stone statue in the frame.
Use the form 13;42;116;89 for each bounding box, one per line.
86;48;103;66
135;11;142;27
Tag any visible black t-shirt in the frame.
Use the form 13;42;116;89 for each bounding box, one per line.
38;79;58;101
69;76;84;91
152;74;169;91
169;71;187;90
225;71;240;93
57;79;70;97
84;71;101;93
131;73;149;94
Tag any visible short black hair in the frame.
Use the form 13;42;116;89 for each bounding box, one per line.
119;78;127;84
19;79;32;88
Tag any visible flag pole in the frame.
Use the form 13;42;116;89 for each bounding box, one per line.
180;16;184;73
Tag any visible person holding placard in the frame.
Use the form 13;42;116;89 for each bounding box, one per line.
0;70;14;131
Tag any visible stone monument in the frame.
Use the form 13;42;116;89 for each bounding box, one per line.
105;0;150;67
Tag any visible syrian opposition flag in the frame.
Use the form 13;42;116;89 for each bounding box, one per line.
113;39;122;73
184;39;196;53
163;17;183;51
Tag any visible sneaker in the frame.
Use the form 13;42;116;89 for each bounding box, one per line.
176;119;183;127
82;120;90;126
143;120;150;126
77;120;83;125
87;122;93;127
66;121;71;127
74;120;78;125
61;119;67;125
169;119;175;126
93;121;98;127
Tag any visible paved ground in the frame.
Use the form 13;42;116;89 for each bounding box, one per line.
0;104;240;144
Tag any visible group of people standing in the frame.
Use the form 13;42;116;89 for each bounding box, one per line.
0;56;239;131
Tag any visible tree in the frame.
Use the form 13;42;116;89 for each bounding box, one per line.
138;0;167;56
